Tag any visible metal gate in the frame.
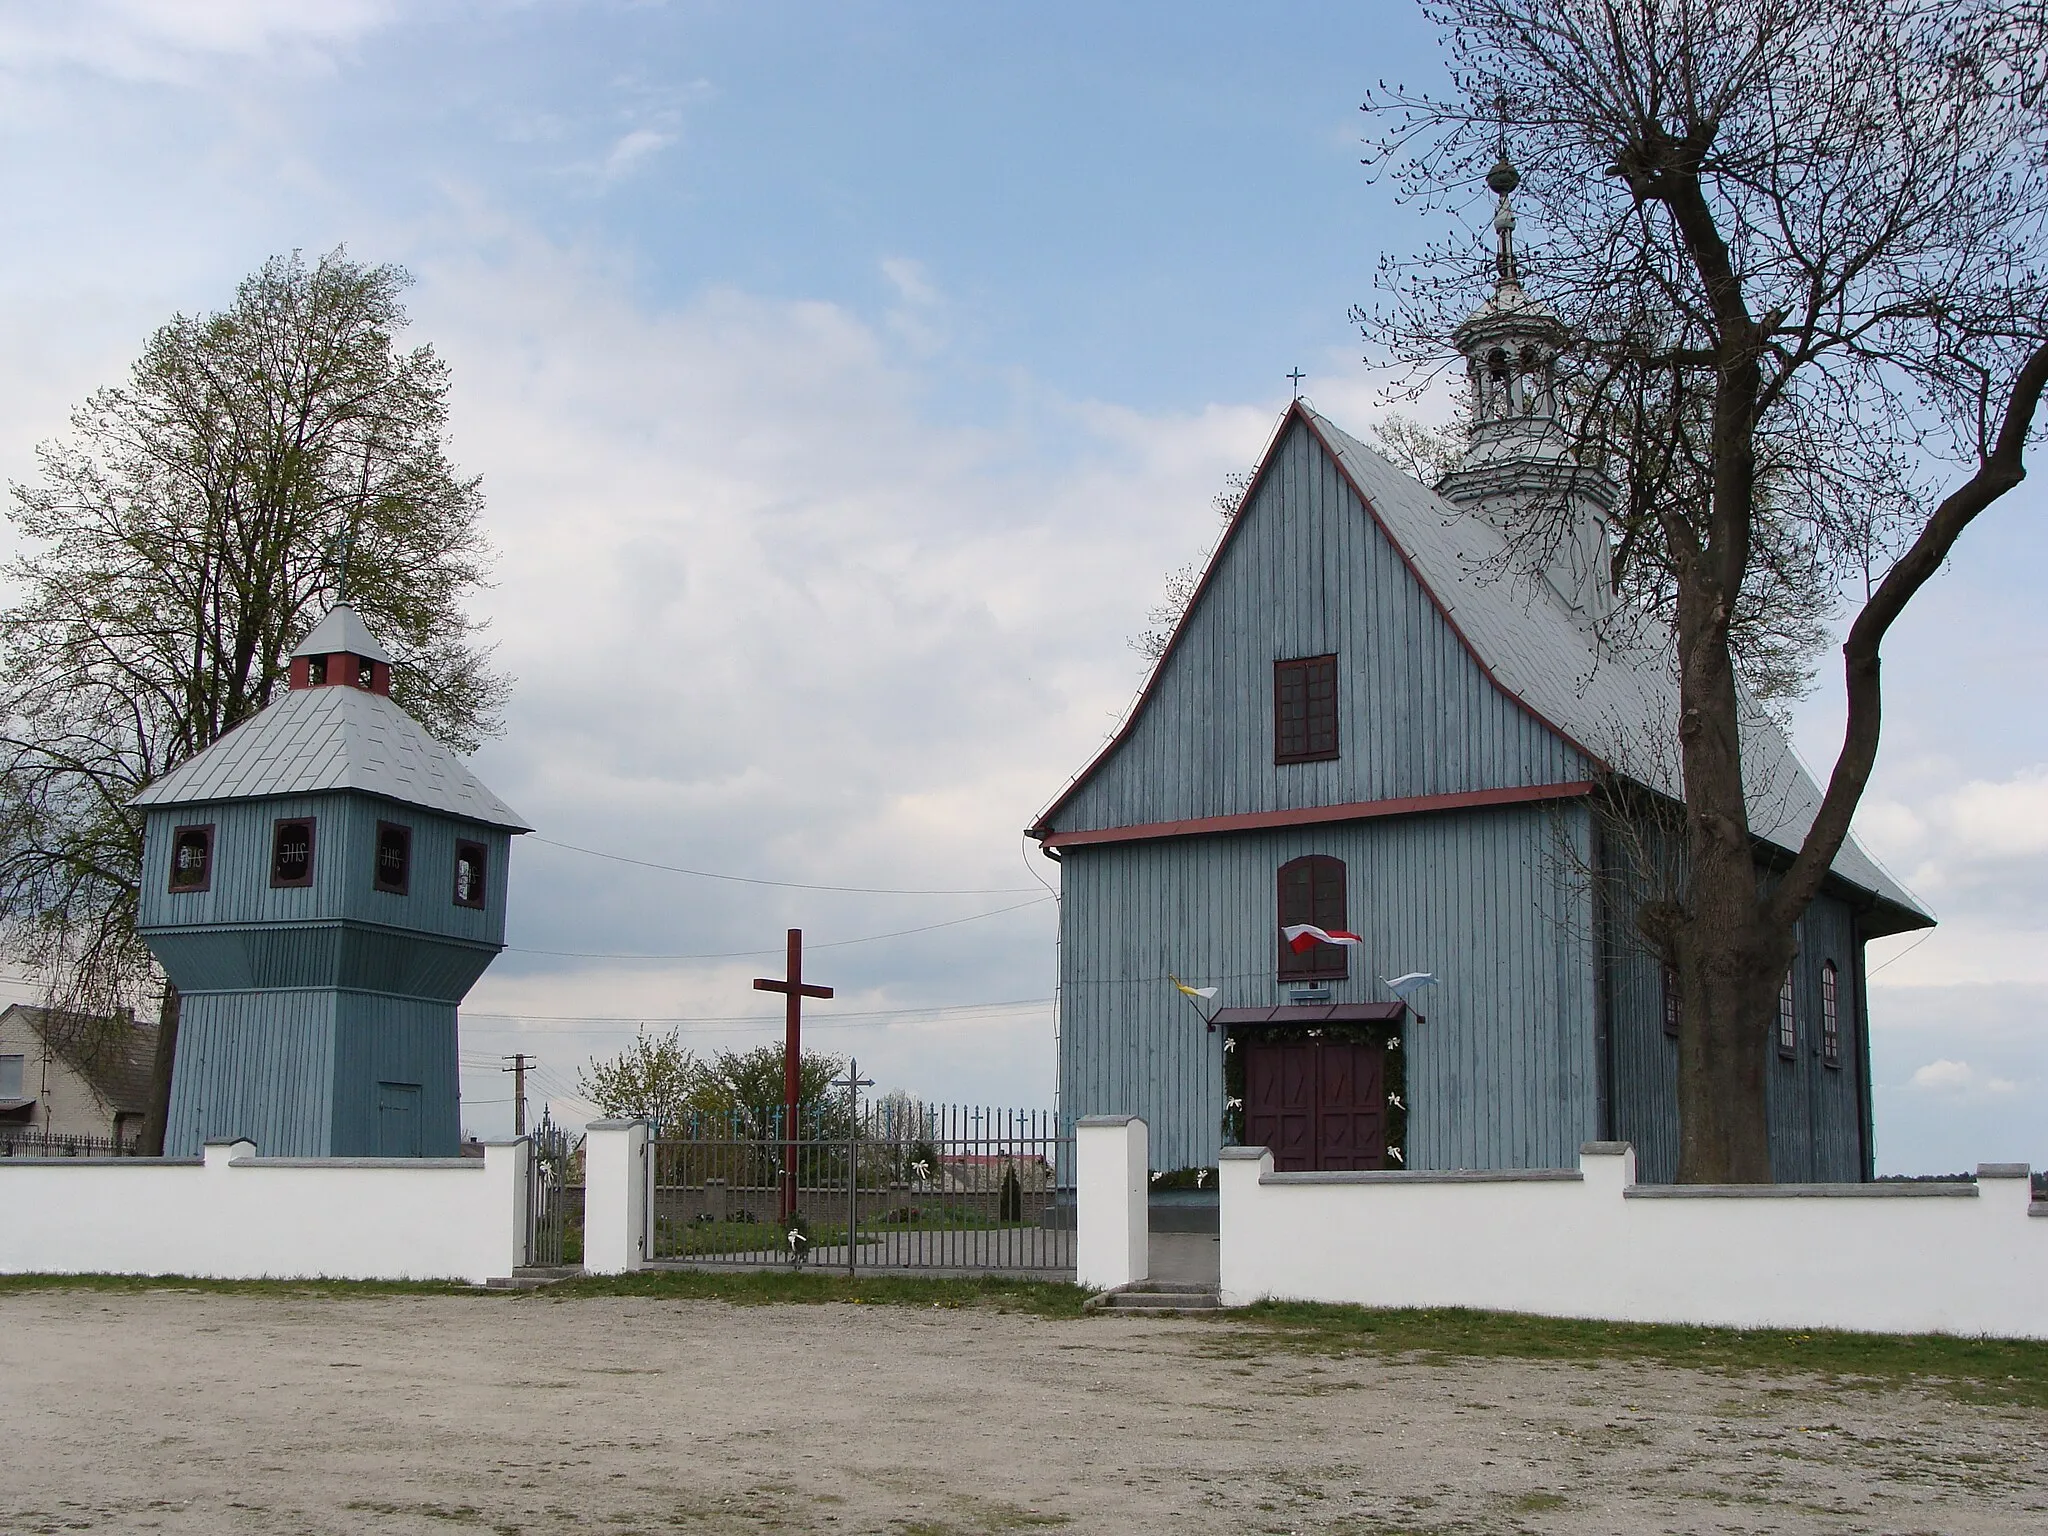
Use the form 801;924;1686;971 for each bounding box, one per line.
525;1109;578;1269
645;1098;1072;1275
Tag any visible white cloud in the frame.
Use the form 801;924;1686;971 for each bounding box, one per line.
0;0;393;82
597;127;676;185
1906;1058;2018;1095
385;219;1273;1119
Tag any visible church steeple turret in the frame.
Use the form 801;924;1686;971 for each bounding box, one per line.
1437;154;1617;622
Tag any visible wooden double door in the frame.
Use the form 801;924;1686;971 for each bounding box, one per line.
1242;1037;1386;1171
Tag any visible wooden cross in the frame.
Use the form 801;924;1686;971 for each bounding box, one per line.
1287;367;1306;399
754;928;834;1220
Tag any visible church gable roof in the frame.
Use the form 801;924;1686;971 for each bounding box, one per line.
131;683;530;832
1035;409;1591;839
1034;401;1927;929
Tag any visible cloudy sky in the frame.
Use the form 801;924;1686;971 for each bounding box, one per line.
0;1;2038;1174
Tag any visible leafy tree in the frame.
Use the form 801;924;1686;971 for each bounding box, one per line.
687;1044;849;1138
1361;0;2048;1179
0;248;509;1151
575;1026;699;1126
574;1031;848;1137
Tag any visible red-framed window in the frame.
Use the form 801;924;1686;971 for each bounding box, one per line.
1820;961;1841;1068
1776;969;1798;1060
1274;655;1339;764
270;817;315;889
168;824;215;893
374;821;412;896
1277;854;1349;981
453;840;488;910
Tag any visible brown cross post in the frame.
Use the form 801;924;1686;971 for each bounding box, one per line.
754;928;834;1221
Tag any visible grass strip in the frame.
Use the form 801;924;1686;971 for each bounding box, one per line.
545;1267;1093;1317
0;1272;484;1298
1220;1299;2048;1411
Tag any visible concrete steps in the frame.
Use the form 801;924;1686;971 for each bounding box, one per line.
485;1266;581;1289
1085;1280;1221;1313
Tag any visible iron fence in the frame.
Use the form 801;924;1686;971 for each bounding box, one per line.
525;1110;581;1268
0;1130;142;1158
646;1100;1072;1275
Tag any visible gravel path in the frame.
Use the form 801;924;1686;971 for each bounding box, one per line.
6;1288;2045;1534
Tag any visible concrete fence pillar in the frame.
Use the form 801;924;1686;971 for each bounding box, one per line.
1076;1115;1148;1292
582;1119;649;1275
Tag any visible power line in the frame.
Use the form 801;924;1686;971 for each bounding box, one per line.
504;895;1052;961
459;997;1053;1033
527;834;1041;897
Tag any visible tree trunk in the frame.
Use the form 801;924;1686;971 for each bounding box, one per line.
138;981;180;1157
1670;494;1786;1183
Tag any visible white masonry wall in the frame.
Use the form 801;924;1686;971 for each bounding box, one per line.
0;1138;528;1284
1218;1143;2048;1339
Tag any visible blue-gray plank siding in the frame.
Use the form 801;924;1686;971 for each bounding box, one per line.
1603;866;1872;1184
139;795;510;947
164;990;460;1157
1051;418;1588;835
1057;803;1601;1173
141;791;508;1158
165;990;340;1157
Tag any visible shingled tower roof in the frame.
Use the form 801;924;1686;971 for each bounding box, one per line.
132;606;528;831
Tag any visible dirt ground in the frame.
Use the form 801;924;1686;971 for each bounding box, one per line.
6;1289;2046;1536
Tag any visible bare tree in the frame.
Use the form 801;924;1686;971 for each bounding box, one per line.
1361;0;2048;1180
1131;468;1256;661
0;248;509;1151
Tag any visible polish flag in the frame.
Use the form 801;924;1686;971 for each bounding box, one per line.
1283;923;1363;953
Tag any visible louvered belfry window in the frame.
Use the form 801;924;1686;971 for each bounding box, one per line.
1277;854;1348;980
1274;655;1339;764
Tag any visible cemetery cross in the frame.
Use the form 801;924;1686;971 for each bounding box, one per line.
754;928;834;1221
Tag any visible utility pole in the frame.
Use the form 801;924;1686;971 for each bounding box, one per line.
501;1053;534;1136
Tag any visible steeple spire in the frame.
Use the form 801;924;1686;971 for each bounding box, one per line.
1487;153;1521;288
1436;149;1618;623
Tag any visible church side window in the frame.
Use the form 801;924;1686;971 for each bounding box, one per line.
1777;969;1798;1060
168;824;214;893
1662;964;1680;1038
1277;854;1348;980
270;818;315;889
374;821;412;896
1820;961;1841;1068
452;840;488;910
1274;655;1339;764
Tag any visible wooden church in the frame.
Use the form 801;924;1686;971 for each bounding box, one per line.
133;606;529;1158
1027;163;1930;1184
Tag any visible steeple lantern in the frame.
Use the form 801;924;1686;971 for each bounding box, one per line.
288;604;393;695
1437;154;1618;623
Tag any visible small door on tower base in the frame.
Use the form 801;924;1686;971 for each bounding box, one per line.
1242;1037;1387;1172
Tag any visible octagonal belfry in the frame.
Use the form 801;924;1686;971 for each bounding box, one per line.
134;606;530;1157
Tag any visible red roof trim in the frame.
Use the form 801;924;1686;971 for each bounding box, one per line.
1027;403;1605;839
1039;780;1596;850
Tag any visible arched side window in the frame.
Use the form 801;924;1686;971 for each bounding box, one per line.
1820;961;1841;1068
1277;855;1348;981
1777;969;1798;1060
1661;964;1680;1038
